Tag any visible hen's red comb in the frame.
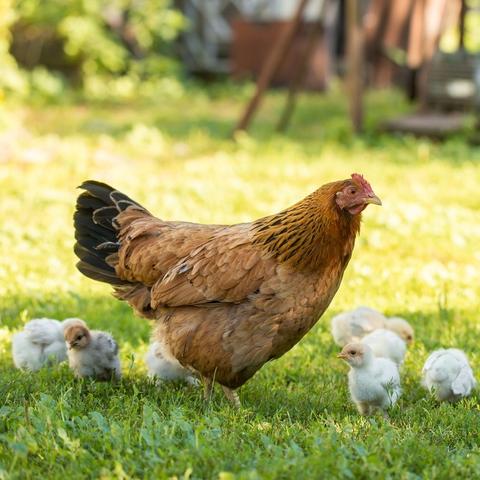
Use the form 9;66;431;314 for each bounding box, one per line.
351;173;374;195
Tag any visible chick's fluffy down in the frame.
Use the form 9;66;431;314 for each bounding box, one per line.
361;329;406;366
67;331;121;380
12;317;79;371
331;306;386;346
422;348;476;402
145;341;198;385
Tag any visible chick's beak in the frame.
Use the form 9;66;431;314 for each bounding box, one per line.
337;352;347;359
365;194;382;206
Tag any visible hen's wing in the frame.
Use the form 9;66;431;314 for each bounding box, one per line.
113;209;222;285
113;210;274;308
74;181;274;315
150;226;273;307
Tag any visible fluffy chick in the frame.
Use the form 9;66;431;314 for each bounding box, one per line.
385;317;414;344
64;319;121;380
12;317;81;371
361;329;406;366
422;348;476;402
338;342;401;415
145;341;199;386
331;306;386;346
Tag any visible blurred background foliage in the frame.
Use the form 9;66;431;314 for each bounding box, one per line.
0;0;186;102
2;0;480;106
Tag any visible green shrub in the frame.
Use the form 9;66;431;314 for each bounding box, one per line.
2;0;186;101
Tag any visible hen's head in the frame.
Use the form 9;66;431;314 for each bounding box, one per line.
335;174;381;215
337;342;373;367
64;320;91;350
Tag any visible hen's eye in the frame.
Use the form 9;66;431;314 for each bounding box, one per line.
349;188;356;195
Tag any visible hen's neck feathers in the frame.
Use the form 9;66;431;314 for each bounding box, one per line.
252;181;361;271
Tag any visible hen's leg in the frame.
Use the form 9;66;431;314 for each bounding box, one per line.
202;375;213;402
221;385;241;408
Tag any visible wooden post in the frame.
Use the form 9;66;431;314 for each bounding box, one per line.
406;0;425;101
346;0;365;133
371;0;413;87
459;0;467;49
276;15;325;132
407;0;426;70
233;0;309;134
417;0;449;108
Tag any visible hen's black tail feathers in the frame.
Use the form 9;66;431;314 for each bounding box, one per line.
73;180;146;286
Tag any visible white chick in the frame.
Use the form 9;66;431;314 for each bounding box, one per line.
12;317;80;371
338;342;401;415
145;341;199;386
331;306;386;346
422;348;476;402
361;329;406;366
385;317;414;344
64;319;121;380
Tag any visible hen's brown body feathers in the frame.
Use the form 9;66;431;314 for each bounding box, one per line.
74;178;372;390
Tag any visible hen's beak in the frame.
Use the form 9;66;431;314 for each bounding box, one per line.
365;194;382;206
337;352;347;359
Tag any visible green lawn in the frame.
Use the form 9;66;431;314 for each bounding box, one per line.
1;87;480;479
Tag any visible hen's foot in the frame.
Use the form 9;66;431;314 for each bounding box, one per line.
221;385;241;408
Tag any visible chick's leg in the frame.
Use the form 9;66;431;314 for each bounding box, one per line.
221;385;241;408
380;408;390;419
186;375;201;387
355;401;371;415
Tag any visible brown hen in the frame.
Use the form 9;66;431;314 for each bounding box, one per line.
73;174;381;405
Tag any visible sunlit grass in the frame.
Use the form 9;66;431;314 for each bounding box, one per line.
1;87;479;478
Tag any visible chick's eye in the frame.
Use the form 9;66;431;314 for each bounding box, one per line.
351;350;357;355
76;335;83;341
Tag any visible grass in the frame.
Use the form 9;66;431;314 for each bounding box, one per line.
1;85;480;479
